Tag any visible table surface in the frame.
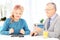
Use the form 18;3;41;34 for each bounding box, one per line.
0;35;59;40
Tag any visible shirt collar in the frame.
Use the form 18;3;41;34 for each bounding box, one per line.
50;13;57;22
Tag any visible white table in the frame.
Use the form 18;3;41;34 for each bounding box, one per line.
0;35;59;40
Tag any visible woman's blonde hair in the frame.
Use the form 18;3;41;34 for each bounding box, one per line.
10;5;24;23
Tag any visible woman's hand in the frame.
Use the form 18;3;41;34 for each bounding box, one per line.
20;29;25;34
9;28;14;34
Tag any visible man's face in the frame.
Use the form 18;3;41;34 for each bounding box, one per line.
45;4;56;18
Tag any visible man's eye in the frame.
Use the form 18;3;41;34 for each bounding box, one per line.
19;13;22;15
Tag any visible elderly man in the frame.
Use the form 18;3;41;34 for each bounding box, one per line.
31;2;60;38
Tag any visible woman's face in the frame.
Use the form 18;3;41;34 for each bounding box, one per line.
13;9;23;20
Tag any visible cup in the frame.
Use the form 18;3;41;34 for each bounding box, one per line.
43;31;48;38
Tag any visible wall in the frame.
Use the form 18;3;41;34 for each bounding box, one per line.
0;0;60;31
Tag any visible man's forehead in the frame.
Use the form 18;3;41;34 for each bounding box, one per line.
46;4;55;9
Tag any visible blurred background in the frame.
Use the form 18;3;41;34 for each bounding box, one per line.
0;0;60;31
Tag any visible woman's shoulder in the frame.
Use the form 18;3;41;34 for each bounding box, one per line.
5;18;11;22
6;18;11;20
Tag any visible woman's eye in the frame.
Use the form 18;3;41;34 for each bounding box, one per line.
16;13;18;14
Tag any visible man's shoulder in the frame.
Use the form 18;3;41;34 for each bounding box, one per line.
56;15;60;20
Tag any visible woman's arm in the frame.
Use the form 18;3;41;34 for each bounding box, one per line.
1;18;10;35
23;20;30;35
